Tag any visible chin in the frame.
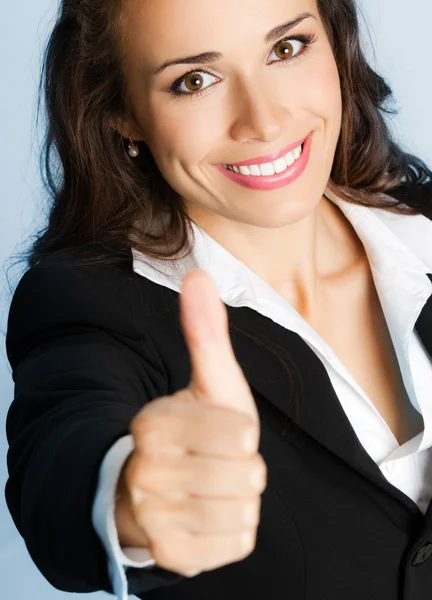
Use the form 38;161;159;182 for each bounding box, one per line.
228;191;320;229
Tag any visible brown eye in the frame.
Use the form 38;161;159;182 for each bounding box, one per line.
171;71;219;96
274;40;295;60
184;73;204;92
268;38;304;63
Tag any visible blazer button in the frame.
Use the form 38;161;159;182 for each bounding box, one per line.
412;542;432;566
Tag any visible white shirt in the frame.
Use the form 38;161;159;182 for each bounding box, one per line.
92;186;432;600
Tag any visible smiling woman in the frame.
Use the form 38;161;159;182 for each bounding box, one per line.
5;1;432;600
115;1;346;255
23;0;432;271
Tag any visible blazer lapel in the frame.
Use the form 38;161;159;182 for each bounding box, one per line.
413;274;432;523
227;304;386;480
227;291;432;518
414;274;432;358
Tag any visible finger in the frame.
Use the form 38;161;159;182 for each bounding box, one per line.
135;400;258;458
151;528;256;575
131;452;267;499
179;268;258;424
138;495;261;536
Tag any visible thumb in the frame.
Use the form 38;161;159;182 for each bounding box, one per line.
179;268;258;424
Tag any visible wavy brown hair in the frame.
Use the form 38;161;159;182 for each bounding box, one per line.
15;0;432;271
7;0;432;428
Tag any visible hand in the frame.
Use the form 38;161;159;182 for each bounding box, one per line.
120;268;267;577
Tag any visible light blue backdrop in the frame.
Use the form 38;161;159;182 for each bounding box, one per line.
1;1;430;598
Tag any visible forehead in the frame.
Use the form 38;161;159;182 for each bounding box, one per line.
121;0;318;68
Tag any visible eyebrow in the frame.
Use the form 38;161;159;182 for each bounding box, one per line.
152;11;316;76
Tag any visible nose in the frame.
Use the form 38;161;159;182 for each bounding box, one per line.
228;76;291;144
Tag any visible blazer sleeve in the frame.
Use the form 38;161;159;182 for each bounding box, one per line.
4;261;186;597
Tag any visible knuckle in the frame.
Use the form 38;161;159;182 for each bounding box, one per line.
131;411;159;438
239;530;257;559
129;454;162;493
133;398;192;449
241;498;260;527
133;397;179;432
255;453;267;476
238;413;257;437
249;455;267;489
238;419;258;452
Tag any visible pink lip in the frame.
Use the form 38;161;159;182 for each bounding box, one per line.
223;134;309;167
216;130;313;191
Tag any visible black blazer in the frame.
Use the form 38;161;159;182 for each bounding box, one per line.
5;242;432;600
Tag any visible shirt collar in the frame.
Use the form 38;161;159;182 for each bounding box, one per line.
132;185;432;308
325;186;432;279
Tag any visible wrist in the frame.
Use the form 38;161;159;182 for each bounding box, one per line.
115;456;151;548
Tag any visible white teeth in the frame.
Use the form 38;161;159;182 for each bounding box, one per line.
285;151;295;167
223;144;303;176
293;146;301;160
260;162;275;176
273;157;287;174
249;164;261;176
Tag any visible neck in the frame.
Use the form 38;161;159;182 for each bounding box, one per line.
186;192;367;309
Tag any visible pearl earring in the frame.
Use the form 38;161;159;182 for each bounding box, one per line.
127;135;139;158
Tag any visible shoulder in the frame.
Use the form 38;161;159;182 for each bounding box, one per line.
6;242;180;369
371;202;432;273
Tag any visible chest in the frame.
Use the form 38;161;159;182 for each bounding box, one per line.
303;262;424;447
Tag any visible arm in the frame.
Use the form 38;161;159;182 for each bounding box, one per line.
5;261;185;598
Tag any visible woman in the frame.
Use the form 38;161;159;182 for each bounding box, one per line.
5;0;432;598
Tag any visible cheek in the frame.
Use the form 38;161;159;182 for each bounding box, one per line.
146;99;222;168
303;55;342;123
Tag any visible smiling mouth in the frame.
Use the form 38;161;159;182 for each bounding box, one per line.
221;133;307;177
222;142;304;177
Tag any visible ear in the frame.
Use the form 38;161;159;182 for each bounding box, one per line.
109;115;146;142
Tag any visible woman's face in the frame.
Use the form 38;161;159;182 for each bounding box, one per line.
118;0;342;229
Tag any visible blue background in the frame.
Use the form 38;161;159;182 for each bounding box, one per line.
1;1;431;598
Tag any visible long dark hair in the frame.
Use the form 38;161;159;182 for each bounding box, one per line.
7;0;432;428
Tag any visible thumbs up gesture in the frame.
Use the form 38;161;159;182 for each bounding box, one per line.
117;269;267;577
